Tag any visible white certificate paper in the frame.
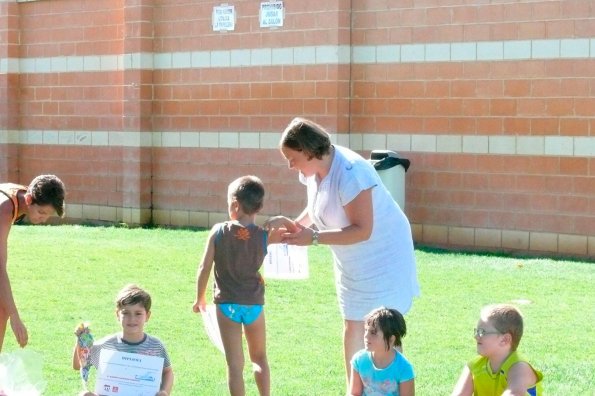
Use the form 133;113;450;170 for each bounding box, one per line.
263;244;309;279
201;304;225;354
95;349;164;396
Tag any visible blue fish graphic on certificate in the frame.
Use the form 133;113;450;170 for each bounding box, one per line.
135;372;156;382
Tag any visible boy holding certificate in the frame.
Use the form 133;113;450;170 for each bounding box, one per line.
72;284;174;396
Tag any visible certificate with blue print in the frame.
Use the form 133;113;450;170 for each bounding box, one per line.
263;243;309;279
95;349;163;396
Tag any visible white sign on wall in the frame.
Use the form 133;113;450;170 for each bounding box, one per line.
260;1;284;28
212;4;235;32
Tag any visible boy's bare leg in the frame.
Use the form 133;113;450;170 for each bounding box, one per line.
244;312;270;396
217;309;246;396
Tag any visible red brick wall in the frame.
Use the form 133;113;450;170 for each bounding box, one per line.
1;0;593;257
349;1;595;256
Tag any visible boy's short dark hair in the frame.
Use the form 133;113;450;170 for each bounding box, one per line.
116;284;152;312
28;174;65;217
228;175;265;215
365;307;407;350
481;304;524;351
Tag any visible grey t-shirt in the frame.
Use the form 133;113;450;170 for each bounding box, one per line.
89;333;171;369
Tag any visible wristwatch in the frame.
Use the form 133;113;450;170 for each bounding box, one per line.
311;230;319;246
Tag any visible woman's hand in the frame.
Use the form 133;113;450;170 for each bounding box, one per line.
264;216;300;233
282;227;316;246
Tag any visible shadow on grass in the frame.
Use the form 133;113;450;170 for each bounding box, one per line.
414;243;595;264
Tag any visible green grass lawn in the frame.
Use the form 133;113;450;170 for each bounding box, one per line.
3;225;594;395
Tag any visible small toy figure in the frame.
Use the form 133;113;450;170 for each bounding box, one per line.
74;322;94;391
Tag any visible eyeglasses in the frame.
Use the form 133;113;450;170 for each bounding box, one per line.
474;328;501;338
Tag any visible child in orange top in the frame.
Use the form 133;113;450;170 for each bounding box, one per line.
0;175;65;350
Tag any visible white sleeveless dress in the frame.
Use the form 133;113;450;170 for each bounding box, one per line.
300;145;420;320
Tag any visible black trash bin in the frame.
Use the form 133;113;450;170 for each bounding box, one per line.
369;150;410;210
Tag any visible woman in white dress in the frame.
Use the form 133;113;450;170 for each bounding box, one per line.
265;117;420;390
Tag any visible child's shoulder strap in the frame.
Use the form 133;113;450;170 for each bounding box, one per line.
0;183;26;223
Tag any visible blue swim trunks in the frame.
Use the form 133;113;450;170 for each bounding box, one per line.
218;303;263;325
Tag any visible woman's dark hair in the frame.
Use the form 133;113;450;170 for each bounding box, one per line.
281;117;332;160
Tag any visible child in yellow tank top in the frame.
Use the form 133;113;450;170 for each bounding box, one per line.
451;304;543;396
